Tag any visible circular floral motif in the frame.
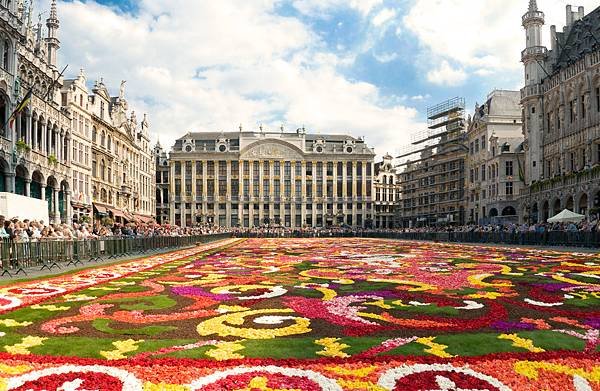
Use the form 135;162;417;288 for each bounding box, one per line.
6;286;66;297
211;285;287;300
0;294;21;311
189;365;342;390
6;365;143;391
197;309;311;339
377;364;511;391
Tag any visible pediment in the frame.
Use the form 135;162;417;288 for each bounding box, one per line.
240;140;304;160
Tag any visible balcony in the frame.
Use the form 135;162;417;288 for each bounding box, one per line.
120;184;132;196
522;10;544;25
521;46;547;61
520;84;543;100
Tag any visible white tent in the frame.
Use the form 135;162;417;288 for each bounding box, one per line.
547;209;585;223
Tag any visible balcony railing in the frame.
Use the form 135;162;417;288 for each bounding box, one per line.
521;46;547;61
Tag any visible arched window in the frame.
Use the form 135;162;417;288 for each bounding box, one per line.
108;165;112;183
100;131;105;147
100;159;105;181
92;126;97;143
2;38;10;70
0;94;6;138
107;135;112;151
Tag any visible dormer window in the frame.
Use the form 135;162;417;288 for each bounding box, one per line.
218;144;227;152
316;145;323;153
185;145;193;153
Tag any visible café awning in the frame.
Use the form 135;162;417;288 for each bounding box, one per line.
547;209;585;223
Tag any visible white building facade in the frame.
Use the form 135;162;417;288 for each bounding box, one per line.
466;90;525;224
165;128;376;228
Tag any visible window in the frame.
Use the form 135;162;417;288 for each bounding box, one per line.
481;136;486;150
547;112;552;132
505;161;513;176
481;164;486;181
569;100;576;123
505;182;513;195
1;38;10;70
581;95;586;119
100;101;105;119
570;152;575;171
596;88;600;112
92;127;97;143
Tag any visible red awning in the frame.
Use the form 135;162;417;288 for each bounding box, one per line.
93;203;108;214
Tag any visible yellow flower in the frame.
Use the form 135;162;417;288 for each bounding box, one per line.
416;337;455;358
499;334;545;353
205;340;245;360
100;339;144;360
197;309;311;339
4;336;47;355
143;382;190;391
0;319;32;327
30;304;70;311
315;337;350;358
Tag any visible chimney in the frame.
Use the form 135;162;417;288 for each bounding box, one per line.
566;5;573;28
550;25;557;52
578;6;584;20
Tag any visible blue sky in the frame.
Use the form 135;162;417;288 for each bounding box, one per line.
53;0;599;158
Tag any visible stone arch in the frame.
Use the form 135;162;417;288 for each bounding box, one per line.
565;195;574;211
577;192;588;215
0;155;8;192
542;200;550;222
31;170;44;199
552;198;562;216
14;164;29;196
489;208;498;218
502;206;517;216
531;202;539;223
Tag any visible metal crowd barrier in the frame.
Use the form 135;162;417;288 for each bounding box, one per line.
0;233;233;278
233;230;600;247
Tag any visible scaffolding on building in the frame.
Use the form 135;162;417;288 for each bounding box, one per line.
396;97;468;228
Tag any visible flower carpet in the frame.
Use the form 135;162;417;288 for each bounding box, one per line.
0;237;598;390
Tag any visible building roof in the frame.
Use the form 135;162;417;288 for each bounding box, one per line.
554;5;600;72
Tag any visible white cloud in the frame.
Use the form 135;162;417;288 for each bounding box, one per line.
405;0;600;81
372;8;396;27
373;51;398;63
426;61;467;86
410;94;431;101
292;0;383;17
55;0;422;157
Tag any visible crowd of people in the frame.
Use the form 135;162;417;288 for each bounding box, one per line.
0;216;231;242
1;214;599;243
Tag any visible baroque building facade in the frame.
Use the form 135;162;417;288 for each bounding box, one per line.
466;90;525;224
162;128;375;228
0;0;154;224
374;153;399;228
520;1;600;222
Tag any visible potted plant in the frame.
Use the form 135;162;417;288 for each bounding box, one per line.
47;154;58;165
15;139;31;155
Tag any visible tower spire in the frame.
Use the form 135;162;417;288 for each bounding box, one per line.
46;0;60;68
528;0;537;12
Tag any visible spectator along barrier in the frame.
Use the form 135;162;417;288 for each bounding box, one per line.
0;233;232;277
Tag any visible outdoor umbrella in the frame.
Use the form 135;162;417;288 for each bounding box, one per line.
547;209;585;223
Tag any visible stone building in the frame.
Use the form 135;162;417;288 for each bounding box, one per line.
520;1;600;222
0;0;154;224
398;98;468;228
154;140;170;224
0;0;73;224
374;153;399;228
164;127;376;228
466;90;525;224
89;80;154;223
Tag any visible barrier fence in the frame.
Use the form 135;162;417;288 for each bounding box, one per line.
234;230;600;247
0;233;232;277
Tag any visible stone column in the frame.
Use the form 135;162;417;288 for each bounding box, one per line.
301;161;306;227
24;178;31;197
15;113;21;141
226;160;232;227
53;188;59;224
31;117;37;150
40;183;46;201
5;172;15;194
342;162;348;224
26;113;32;146
169;162;176;224
258;160;264;224
65;190;72;223
269;160;274;222
41;121;47;154
238;161;244;227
